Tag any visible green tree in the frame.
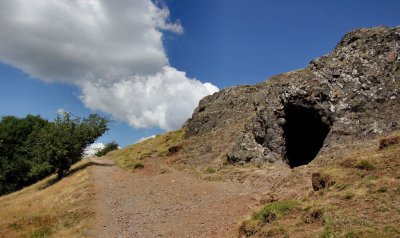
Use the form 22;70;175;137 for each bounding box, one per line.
0;113;109;195
36;113;109;179
0;115;49;195
95;141;119;157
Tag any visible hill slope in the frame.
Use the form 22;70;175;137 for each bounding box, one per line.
239;132;400;237
87;128;400;237
1;26;399;237
0;159;95;238
1;130;399;237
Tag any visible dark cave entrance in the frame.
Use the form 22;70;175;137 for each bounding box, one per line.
283;104;331;168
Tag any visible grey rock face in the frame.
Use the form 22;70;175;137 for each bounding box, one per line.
184;26;400;167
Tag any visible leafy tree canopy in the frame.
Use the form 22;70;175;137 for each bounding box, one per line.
0;113;109;195
95;141;119;157
35;113;109;178
0;115;49;195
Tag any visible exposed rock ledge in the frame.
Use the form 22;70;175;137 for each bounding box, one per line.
183;26;400;168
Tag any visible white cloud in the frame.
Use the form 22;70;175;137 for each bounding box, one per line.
136;135;156;143
0;0;218;130
83;142;105;157
80;66;218;130
57;108;66;115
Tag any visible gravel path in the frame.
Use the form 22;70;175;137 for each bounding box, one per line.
86;157;292;238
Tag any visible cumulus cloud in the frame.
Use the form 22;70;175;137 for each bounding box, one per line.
80;66;218;130
83;142;105;157
0;0;218;130
136;135;156;143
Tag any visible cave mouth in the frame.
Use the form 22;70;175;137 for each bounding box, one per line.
283;104;331;168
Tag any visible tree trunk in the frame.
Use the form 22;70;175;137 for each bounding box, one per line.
57;170;64;179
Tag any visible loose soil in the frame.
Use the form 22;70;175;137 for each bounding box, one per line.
86;157;300;238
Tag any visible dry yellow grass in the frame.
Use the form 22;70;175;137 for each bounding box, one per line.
106;128;185;170
0;159;95;238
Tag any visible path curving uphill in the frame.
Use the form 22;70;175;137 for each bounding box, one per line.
86;157;294;238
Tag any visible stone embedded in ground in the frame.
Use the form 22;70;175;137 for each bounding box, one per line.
304;209;324;224
311;172;335;191
166;145;183;156
379;136;400;150
184;26;400;167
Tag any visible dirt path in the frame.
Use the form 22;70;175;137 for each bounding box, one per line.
87;157;302;237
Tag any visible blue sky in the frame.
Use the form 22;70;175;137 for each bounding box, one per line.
0;0;399;148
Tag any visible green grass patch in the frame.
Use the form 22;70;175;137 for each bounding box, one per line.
252;200;299;220
240;200;299;237
205;167;216;174
354;159;375;170
29;226;51;238
367;175;379;180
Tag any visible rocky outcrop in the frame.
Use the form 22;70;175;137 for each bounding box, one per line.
183;84;266;139
184;26;400;167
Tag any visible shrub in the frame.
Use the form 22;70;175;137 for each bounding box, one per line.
133;162;144;169
95;141;119;157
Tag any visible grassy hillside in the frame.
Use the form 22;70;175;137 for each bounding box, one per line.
0;159;95;238
240;132;400;238
106;128;185;170
1;127;399;238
